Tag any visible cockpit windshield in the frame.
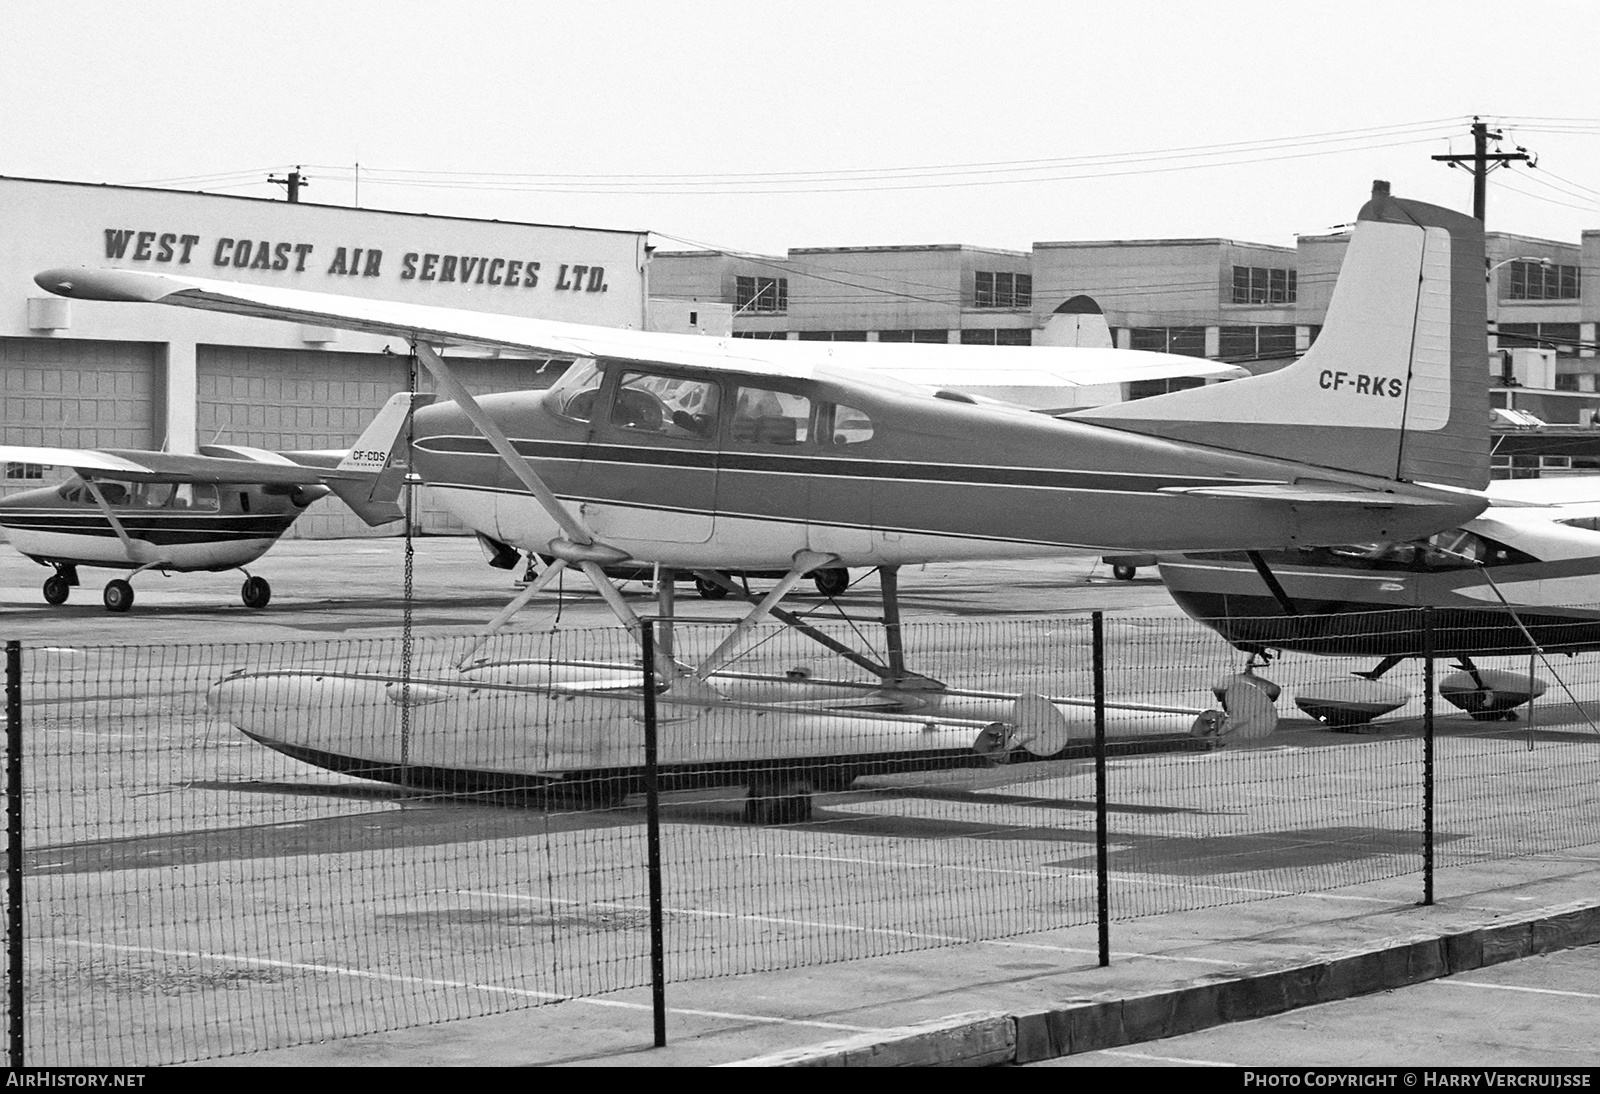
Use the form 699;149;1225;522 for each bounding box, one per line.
548;359;604;421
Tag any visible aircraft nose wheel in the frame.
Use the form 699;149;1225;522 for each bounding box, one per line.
241;575;272;609
812;567;849;597
43;574;71;605
1112;564;1137;581
103;579;135;613
694;576;729;600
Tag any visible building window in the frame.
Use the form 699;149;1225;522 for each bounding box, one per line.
960;328;1032;346
732;331;788;339
735;275;788;313
1231;266;1297;305
5;463;44;480
1219;325;1297;360
796;330;868;341
1128;376;1207;400
1130;326;1206;357
974;271;1032;309
878;329;949;343
1506;261;1579;301
1498;322;1581;355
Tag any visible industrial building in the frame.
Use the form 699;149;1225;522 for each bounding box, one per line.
9;173;1600;540
651;224;1600;412
0;176;651;535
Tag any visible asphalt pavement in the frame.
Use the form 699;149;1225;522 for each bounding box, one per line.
5;535;1597;1068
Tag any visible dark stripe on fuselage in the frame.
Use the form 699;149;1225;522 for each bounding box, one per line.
414;435;1269;495
0;509;297;546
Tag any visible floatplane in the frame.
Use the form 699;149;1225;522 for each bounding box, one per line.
1158;476;1600;727
0;394;417;611
34;182;1493;818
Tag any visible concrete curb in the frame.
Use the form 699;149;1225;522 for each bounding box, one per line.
728;900;1600;1067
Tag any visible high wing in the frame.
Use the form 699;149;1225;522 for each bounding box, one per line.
0;443;369;485
30;267;1245;407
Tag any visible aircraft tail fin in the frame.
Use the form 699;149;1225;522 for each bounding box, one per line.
1075;182;1488;491
327;392;435;526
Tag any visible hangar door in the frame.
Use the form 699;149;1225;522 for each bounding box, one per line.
0;336;156;503
198;345;562;539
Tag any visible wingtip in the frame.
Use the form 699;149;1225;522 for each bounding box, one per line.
33;266;183;303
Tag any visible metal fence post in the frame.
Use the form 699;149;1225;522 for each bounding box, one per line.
5;640;21;1066
1092;612;1109;967
641;621;667;1047
1422;608;1435;907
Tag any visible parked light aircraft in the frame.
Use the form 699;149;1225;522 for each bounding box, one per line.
1158;477;1600;725
0;394;418;611
34;183;1493;813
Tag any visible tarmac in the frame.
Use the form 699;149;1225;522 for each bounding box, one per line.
211;840;1600;1067
5;538;1596;1068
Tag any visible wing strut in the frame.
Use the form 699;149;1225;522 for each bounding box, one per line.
693;550;839;680
409;341;678;675
82;479;167;568
1246;551;1301;617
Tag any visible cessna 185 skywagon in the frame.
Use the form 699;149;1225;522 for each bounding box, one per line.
0;394;417;611
34;183;1494;812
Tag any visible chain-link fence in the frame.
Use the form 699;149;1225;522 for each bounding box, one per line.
6;610;1600;1065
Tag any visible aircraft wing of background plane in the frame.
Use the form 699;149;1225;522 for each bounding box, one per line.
29;267;1247;412
0;443;371;485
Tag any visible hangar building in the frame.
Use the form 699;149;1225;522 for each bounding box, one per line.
0;176;651;537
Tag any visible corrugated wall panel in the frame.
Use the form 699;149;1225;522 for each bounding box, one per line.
0;336;156;503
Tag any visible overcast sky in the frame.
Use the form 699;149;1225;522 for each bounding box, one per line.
5;1;1600;255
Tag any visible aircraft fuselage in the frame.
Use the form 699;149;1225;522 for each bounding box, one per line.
1159;512;1600;657
0;477;314;572
409;360;1486;571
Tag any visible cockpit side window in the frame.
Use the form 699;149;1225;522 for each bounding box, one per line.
730;386;811;445
611;372;720;441
822;402;874;445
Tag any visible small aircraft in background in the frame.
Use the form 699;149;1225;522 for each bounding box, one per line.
36;182;1493;812
1158;477;1600;726
0;393;419;611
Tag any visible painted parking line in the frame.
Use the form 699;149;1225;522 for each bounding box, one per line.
768;852;1395;903
56;939;883;1034
981;939;1243;967
455;888;972;945
1097;1048;1236;1066
1432;979;1600;1001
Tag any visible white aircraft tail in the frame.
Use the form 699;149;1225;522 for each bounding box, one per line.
1076;182;1489;492
328;392;434;526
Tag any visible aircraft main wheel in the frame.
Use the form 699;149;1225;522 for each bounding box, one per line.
1112;564;1137;581
812;568;849;597
694;576;729;600
241;575;272;609
745;777;815;825
42;575;70;605
103;580;134;613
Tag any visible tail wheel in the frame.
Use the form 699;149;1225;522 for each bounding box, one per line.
103;579;134;613
812;568;849;597
43;574;70;605
1112;564;1137;581
241;575;272;609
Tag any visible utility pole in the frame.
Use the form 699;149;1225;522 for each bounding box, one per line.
268;166;310;203
1431;117;1532;222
